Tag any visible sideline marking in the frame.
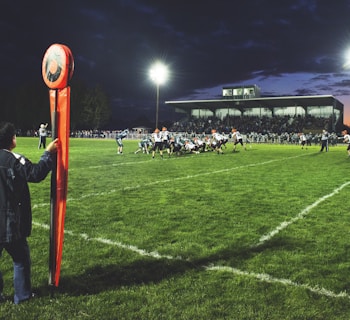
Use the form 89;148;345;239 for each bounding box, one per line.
205;265;350;300
31;154;350;301
32;176;350;303
69;159;154;171
69;151;217;171
32;154;308;209
254;181;350;247
32;221;182;261
32;220;350;300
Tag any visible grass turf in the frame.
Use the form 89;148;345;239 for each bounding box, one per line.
0;137;350;319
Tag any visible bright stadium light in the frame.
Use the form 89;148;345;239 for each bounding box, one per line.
149;62;168;129
344;48;350;69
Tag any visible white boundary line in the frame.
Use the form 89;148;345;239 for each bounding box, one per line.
254;181;350;247
68;151;218;171
32;221;182;261
205;265;350;299
32;154;308;209
32;154;350;301
69;159;154;171
32;180;350;300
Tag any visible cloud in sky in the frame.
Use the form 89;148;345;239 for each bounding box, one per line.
1;0;350;124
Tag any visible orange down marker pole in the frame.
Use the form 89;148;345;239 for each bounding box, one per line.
42;44;74;287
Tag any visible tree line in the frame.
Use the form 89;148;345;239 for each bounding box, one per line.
1;79;112;132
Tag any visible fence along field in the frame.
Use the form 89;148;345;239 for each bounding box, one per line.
1;137;350;319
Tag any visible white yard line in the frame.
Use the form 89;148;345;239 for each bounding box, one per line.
32;153;350;301
205;265;350;299
69;159;154;171
254;181;350;248
32;221;182;261
32;220;350;300
33;154;308;209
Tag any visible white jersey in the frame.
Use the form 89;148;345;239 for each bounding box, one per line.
212;132;224;142
185;141;195;151
232;131;242;140
344;134;350;144
161;130;169;141
39;127;47;137
152;132;162;143
195;138;204;146
321;131;329;141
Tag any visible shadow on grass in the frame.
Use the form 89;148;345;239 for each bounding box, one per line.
34;242;256;297
56;259;195;296
35;237;296;297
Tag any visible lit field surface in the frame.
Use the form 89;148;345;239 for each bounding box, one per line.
1;137;350;319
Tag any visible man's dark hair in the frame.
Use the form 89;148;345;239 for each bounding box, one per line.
0;122;16;149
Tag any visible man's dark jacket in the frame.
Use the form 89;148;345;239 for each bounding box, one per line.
0;149;53;243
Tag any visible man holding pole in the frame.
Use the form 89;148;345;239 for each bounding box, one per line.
0;122;58;304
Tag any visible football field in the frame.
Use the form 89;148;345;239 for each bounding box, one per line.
1;137;350;319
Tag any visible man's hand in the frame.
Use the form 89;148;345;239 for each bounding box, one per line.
46;138;59;153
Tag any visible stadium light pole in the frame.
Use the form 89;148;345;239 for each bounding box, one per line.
149;62;168;129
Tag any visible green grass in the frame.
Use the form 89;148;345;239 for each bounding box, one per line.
1;137;350;319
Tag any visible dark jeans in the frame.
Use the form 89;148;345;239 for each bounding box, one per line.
0;238;31;304
38;136;46;148
320;140;328;152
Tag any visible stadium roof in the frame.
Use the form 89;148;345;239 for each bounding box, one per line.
165;95;343;113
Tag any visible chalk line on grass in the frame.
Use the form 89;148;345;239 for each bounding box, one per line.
32;154;308;209
254;181;350;248
70;152;217;172
68;159;155;171
205;265;350;300
32;220;350;301
32;221;182;261
210;180;350;303
32;153;350;301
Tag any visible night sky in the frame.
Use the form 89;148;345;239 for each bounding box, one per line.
2;0;350;125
